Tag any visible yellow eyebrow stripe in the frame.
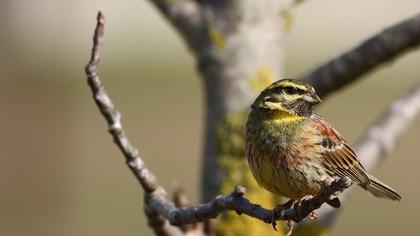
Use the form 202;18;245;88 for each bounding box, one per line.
268;81;307;91
278;81;307;90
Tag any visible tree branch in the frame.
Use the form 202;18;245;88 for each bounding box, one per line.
147;0;208;52
84;12;351;235
146;178;351;227
316;80;420;226
172;184;209;235
144;201;184;236
303;13;420;98
85;12;159;194
85;12;180;236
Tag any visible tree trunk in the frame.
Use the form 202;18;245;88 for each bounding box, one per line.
194;1;301;235
199;0;288;201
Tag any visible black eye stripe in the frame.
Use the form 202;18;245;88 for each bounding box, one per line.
270;87;283;94
282;86;305;94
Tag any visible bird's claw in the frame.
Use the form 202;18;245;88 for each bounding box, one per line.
271;208;279;231
271;199;294;231
270;196;315;233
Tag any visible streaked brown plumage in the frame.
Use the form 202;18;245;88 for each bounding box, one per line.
246;79;401;206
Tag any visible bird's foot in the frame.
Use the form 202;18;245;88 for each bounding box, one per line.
270;199;294;231
293;195;313;222
326;197;341;208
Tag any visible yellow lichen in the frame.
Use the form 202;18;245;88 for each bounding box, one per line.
250;67;274;91
209;26;226;49
214;110;285;236
282;10;294;32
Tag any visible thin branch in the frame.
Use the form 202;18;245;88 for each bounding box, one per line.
303;13;420;98
316;80;420;226
85;12;159;194
85;11;180;236
84;11;352;234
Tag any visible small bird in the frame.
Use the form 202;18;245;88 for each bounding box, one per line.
246;79;401;224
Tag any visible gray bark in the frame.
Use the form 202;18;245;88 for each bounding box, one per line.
197;0;292;201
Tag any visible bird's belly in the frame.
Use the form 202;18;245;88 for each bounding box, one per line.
249;150;325;200
256;163;300;199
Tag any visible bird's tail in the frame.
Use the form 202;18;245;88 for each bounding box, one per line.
366;175;402;201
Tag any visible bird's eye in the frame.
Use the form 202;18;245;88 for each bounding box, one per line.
283;86;297;95
265;97;278;103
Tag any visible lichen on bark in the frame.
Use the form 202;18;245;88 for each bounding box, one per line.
213;110;285;235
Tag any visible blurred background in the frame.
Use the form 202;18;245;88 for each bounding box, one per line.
1;0;419;235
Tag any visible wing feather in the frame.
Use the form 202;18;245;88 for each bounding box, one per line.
310;115;371;187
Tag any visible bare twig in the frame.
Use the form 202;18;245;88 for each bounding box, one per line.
303;13;420;98
173;184;191;209
85;12;159;194
316;81;420;226
85;11;180;236
84;12;352;235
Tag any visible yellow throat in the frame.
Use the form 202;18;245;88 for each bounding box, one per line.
269;108;305;124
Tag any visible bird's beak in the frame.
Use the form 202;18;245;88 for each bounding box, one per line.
303;92;322;105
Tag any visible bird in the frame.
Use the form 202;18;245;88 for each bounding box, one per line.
245;79;401;227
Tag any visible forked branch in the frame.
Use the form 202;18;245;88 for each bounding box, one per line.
145;178;351;227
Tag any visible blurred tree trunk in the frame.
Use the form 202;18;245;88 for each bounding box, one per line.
197;2;289;235
149;0;324;235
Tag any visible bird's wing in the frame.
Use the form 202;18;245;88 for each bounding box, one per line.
308;115;371;187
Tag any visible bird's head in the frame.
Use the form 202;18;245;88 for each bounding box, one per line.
251;79;322;117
